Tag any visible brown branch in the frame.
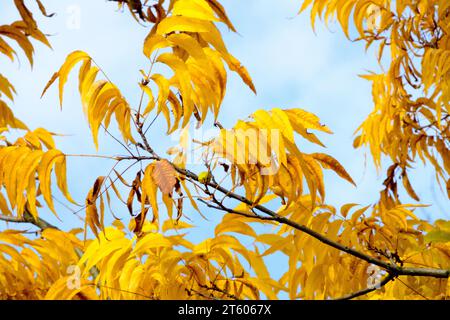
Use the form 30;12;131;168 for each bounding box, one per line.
198;283;240;300
0;211;57;230
333;274;396;300
0;214;27;223
178;167;448;278
131;114;450;279
197;197;275;222
185;288;220;300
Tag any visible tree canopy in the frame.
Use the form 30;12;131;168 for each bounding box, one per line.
0;0;449;300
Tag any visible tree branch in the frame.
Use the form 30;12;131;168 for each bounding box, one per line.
133;118;450;279
176;167;450;279
333;274;396;300
0;211;57;230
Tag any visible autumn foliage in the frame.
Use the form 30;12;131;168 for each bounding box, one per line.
0;0;449;300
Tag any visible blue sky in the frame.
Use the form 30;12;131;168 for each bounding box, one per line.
1;0;448;281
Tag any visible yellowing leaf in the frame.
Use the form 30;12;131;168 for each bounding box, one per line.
37;149;66;215
284;108;333;134
132;233;172;255
311;153;356;186
43;50;90;107
152;160;177;195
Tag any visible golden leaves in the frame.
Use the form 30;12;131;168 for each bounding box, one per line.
0;126;66;221
38;149;72;214
284;108;332;134
1;1;51;65
205;0;236;31
261;197;450;299
0;139;73;219
215;214;257;238
422;48;450;96
140;0;255;132
300;1;450;201
85;176;106;238
0;99;26;130
401;171;420;202
0;1;52;134
0;24;35;65
0;228;83;299
42;51;135;149
310;153;356;186
142;165;160;222
0;74;16;101
0;0;448;301
209;108;352;205
14;0;38;31
32;221;274;300
425;221;450;243
132;232;172;255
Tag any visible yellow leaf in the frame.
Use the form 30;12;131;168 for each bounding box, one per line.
142;164;159;221
340;203;359;218
162;219;194;233
52;50;90;107
132;233;172;255
311;153;356;186
172;0;219;22
37;149;66;215
156;16;212;35
284;108;333;134
205;0;237;31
